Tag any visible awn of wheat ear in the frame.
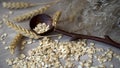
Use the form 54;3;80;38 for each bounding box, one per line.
52;11;61;27
9;33;23;54
13;5;50;22
4;20;40;39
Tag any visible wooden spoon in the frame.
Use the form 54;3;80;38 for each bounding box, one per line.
30;14;120;48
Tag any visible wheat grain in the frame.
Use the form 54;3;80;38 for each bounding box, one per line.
13;5;50;22
9;33;23;54
4;20;40;39
52;11;61;27
2;2;35;9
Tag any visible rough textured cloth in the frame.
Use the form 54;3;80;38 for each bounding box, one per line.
1;0;119;42
48;0;120;42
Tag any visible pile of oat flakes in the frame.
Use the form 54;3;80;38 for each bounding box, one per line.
5;37;120;68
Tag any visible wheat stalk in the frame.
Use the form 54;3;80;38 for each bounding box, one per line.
9;33;23;54
4;20;40;39
13;5;50;22
52;11;61;27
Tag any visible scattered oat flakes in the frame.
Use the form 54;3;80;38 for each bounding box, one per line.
5;37;119;68
2;14;9;18
19;54;26;59
78;65;82;68
9;11;13;14
2;41;6;44
58;35;63;39
4;46;9;50
32;40;36;43
110;64;114;68
0;33;8;40
27;39;33;44
98;64;106;68
90;42;95;46
6;59;13;66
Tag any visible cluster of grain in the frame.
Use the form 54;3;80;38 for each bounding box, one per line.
33;23;50;34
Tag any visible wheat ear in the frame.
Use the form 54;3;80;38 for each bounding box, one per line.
12;5;50;22
5;20;40;39
52;11;61;27
2;2;35;9
2;0;60;9
4;20;62;39
9;33;23;54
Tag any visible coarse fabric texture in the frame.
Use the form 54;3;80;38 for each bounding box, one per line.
48;0;120;43
0;0;119;42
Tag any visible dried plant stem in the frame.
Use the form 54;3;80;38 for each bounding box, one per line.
52;11;61;27
5;20;40;39
9;33;23;54
13;5;50;22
